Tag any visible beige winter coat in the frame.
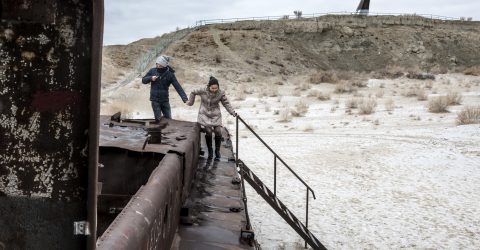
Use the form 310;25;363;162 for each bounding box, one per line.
186;87;236;127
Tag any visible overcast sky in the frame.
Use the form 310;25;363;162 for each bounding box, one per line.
104;0;480;45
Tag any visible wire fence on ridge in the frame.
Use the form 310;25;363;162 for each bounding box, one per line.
194;11;473;26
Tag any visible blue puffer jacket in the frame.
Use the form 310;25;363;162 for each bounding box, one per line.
142;66;188;102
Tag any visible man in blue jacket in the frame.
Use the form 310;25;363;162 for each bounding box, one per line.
142;55;188;122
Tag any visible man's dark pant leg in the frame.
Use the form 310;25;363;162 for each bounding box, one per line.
160;101;172;119
151;101;162;121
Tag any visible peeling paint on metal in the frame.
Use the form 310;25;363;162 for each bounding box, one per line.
3;29;15;42
1;0;101;248
46;47;59;64
21;51;35;60
37;34;50;45
59;23;76;48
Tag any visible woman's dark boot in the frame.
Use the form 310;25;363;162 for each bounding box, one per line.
205;135;213;159
214;137;221;161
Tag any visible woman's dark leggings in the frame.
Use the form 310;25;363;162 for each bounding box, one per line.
204;126;222;159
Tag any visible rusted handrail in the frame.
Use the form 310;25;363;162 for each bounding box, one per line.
235;115;316;248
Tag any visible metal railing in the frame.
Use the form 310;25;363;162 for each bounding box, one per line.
195;11;469;26
104;28;193;93
235;115;316;248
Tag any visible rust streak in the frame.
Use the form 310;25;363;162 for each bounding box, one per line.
31;91;81;112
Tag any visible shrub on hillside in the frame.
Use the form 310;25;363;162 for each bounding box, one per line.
296;81;311;91
358;98;377;115
416;88;428;101
427;96;449;113
309;71;338;84
336;71;355;81
403;87;427;100
463;66;480;76
456;106;480;125
316;91;331;101
307;90;318;98
291;100;309;117
335;82;356;94
373;66;405;79
352;80;368;88
345;97;360;109
278;108;292;122
406;72;435;80
446;91;462;105
215;54;222;63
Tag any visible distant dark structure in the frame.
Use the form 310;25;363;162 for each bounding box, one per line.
356;0;370;15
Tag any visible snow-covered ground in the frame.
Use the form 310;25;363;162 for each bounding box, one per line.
102;73;480;249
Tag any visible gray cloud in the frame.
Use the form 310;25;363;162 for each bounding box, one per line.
104;0;480;45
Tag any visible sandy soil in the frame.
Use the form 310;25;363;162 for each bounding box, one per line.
101;72;480;249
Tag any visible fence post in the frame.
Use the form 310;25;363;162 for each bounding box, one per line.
274;156;277;195
305;189;309;249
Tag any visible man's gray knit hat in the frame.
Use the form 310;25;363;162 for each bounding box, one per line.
156;55;169;67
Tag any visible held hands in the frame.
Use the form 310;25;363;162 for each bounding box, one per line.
151;75;158;81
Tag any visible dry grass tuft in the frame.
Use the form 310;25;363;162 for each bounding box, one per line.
259;85;279;98
235;90;246;101
291;100;309;117
406;72;435;80
463;66;480;76
446;91;462;105
235;85;249;100
334;82;356;94
352;81;368;88
373;65;405;79
427;96;449;113
416;88;428;101
307;90;318;97
303;124;314;132
336;71;355;81
309;71;338;84
358;98;377;115
296;81;311;91
308;90;331;101
424;81;433;89
403;87;427;100
456;106;480;125
384;98;395;111
316;91;331;101
345;97;360;109
278;108;292;122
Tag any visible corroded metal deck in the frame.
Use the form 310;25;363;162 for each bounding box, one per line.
172;130;254;250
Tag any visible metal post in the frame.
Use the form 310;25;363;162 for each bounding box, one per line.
241;165;251;230
237;116;251;230
236;115;239;164
274;155;277;196
305;189;309;249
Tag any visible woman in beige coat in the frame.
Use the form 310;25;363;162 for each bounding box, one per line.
186;76;237;160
